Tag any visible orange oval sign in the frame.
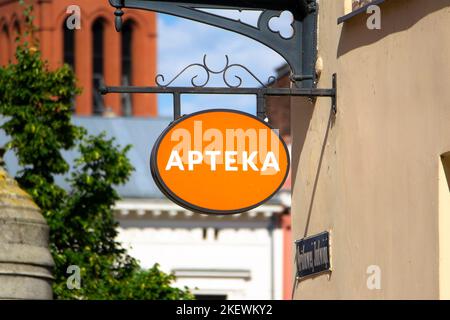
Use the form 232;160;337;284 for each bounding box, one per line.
150;109;290;215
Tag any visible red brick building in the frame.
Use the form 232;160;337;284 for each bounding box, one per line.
0;0;157;116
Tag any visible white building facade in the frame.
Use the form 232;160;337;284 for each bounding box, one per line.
116;199;285;300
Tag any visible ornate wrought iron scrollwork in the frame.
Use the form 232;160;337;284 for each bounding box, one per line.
155;55;276;89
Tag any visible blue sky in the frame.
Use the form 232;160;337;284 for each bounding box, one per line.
156;11;290;117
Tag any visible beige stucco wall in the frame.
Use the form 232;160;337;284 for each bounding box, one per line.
291;0;450;299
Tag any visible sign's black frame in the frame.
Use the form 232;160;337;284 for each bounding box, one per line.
150;109;291;215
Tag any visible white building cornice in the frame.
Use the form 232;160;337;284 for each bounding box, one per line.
114;198;284;221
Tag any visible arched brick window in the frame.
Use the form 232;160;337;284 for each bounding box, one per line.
0;24;9;65
9;20;20;58
12;20;20;40
92;18;106;115
63;19;76;112
121;20;134;116
63;20;75;69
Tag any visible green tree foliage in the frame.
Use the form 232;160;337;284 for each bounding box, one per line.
0;2;193;300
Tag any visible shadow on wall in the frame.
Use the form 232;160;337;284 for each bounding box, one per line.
290;96;335;237
290;97;314;193
337;0;450;57
301;107;335;238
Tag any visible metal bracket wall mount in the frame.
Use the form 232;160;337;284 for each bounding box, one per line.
104;0;337;119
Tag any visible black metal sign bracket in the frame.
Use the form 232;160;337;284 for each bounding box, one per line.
110;0;318;88
104;0;337;119
101;61;337;120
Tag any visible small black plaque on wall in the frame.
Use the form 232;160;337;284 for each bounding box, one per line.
295;231;331;278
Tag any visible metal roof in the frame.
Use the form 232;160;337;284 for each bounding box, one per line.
0;116;172;199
